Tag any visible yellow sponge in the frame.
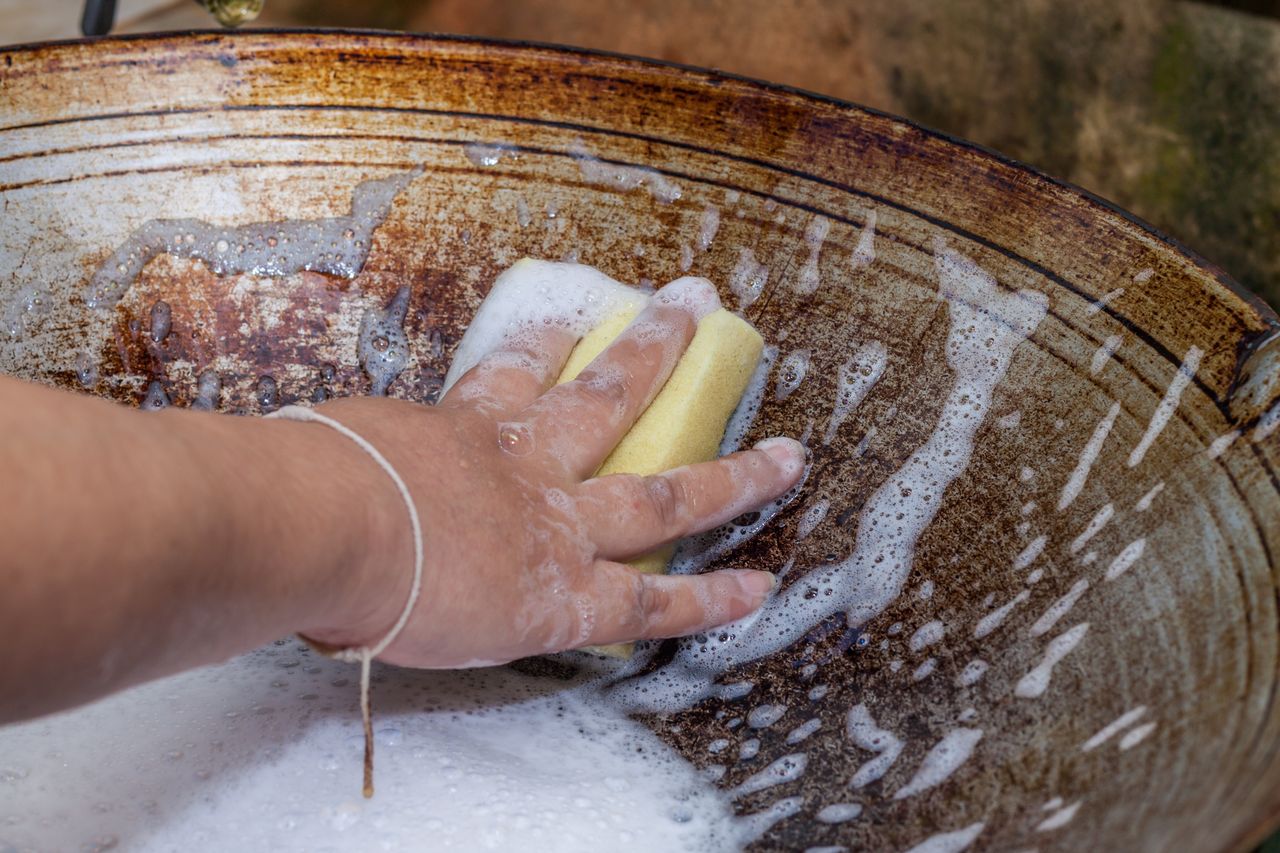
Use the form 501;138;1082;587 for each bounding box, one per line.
560;305;765;655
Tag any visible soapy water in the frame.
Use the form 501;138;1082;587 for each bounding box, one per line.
84;168;422;309
0;647;766;853
4;196;1201;852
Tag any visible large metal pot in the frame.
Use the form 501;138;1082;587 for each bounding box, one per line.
1;31;1278;852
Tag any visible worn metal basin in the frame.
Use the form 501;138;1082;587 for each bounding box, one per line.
1;31;1278;852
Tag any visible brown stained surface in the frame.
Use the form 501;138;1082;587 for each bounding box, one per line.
2;31;1280;852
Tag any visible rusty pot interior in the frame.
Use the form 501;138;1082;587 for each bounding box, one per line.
2;31;1280;853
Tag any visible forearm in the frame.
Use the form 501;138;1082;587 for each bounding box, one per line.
0;377;398;723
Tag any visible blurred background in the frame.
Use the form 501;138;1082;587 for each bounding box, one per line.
5;0;1278;309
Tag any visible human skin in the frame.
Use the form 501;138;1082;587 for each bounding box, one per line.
0;277;803;724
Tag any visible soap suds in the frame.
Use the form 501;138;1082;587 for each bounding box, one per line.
903;823;985;853
357;286;412;396
1119;722;1157;750
956;660;988;687
1081;706;1147;751
1127;347;1203;467
1014;623;1090;698
850;211;877;270
1207;430;1240;459
909;620;945;653
975;591;1029;639
1135;483;1164;512
730;248;770;311
609;240;1046;715
1103;539;1146;581
1086;288;1125;314
441;260;648;395
796;217;830;295
696;206;721;252
1029;579;1089;637
1090;335;1123;375
1013;536;1048;571
823;342;888;445
892;728;983;800
775;349;811;402
1036;801;1082;831
846;704;905;788
570;141;681;203
0;655;750;853
86;168;420;308
1069;504;1114;554
1058;402;1121;511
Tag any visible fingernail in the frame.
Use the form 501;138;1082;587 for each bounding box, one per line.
730;569;777;599
654;276;721;321
754;436;805;474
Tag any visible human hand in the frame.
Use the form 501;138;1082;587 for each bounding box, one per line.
302;277;805;667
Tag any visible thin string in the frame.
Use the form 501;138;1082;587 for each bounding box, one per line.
266;404;425;797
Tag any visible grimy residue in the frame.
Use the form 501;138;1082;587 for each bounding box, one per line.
84;168;422;309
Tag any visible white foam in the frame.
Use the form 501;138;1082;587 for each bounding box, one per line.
909;620;945;653
357;286;412;396
912;658;938;681
1086;288;1125;314
1090;335;1123;375
1119;721;1157;750
440;260;648;395
1133;268;1154;283
893;728;983;800
846;704;904;788
816;802;863;824
1081;706;1147;751
786;718;823;745
0;654;748;853
570;141;681;203
464;141;518;167
730;753;808;799
1058;402;1121;511
730;248;770;311
823;341;888;445
775;348;812;401
796;498;831;542
1036;801;1082;831
1029;579;1089;637
796;217;831;295
903;822;985;853
1207;430;1240;459
956;660;988;687
1069;504;1114;554
85;168;419;309
746;704;788;729
975;591;1028;640
997;410;1022;429
696;206;721;252
851;211;877;270
1014;623;1090;698
1103;539;1146;581
1127;347;1203;467
679;244;695;272
1256;401;1280;442
1013;536;1048;571
1135;483;1164;512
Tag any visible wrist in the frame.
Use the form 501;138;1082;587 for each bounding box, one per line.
279;403;416;651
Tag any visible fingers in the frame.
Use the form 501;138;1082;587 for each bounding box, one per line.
522;277;720;478
570;561;777;649
576;437;806;560
439;325;576;418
